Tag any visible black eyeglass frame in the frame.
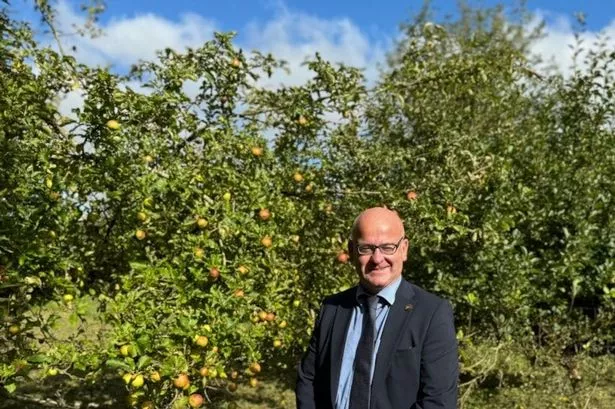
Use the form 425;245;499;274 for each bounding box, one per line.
354;236;406;256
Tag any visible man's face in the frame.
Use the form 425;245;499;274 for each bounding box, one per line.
350;213;408;293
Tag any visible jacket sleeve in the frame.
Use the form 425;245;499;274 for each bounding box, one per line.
417;299;459;409
296;300;326;409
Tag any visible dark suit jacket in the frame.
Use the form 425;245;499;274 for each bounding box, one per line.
296;279;458;409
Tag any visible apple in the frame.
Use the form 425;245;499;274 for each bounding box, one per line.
265;312;275;322
258;208;271;221
223;192;232;201
173;373;190;390
199;367;209;377
278;320;287;329
120;344;133;357
135;229;146;240
261;236;272;248
290;235;300;243
136;212;147;222
194;335;208;347
237;265;249;275
251;146;263;157
305;183;314;192
131;374;144;388
230;58;241;68
292;300;301;308
273;339;282;348
63;294;74;303
249;377;258;388
196;218;208;229
143;155;154;164
406;191;418;201
47;368;59;376
228;382;238;392
150;371;161;382
143;197;154;207
233;289;245;298
194;247;204;259
258;311;268;321
209;267;220;281
293;172;304;183
230;370;239;380
122;373;133;384
336;252;349;264
447;205;457;214
249;362;261;374
106;120;121;130
297;115;308;126
189;393;204;408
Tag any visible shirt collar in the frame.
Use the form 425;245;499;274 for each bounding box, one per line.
356;276;402;306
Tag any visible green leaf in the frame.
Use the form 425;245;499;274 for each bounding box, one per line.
137;355;152;370
27;354;49;364
105;359;132;372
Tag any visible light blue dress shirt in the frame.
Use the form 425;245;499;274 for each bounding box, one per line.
334;276;402;409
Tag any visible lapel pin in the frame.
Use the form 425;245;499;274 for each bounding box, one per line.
404;304;414;311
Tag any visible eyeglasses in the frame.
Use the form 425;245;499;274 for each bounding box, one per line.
355;236;405;256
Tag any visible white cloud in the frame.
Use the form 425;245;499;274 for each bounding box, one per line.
529;11;615;77
49;1;385;84
54;1;218;69
242;10;388;87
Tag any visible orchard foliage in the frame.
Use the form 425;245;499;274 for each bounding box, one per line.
1;1;615;407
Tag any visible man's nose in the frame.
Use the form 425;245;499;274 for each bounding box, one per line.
370;248;385;263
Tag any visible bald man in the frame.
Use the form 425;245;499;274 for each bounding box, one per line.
296;207;458;409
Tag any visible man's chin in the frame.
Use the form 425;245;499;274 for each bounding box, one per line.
360;277;389;293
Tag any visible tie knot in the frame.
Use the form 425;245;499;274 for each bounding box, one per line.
361;294;379;309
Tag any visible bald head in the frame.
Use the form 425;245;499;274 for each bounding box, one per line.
350;207;405;241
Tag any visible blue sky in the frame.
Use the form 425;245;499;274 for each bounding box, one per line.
89;0;613;36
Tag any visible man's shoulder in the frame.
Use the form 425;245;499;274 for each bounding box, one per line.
318;279;452;309
407;280;443;300
404;280;453;316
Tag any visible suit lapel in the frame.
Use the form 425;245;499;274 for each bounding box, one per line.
329;288;357;407
372;280;417;393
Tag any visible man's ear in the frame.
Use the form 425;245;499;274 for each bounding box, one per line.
348;240;355;261
402;238;409;261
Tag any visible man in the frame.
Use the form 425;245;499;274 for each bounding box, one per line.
296;207;458;409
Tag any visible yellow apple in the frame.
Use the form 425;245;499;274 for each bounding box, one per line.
106;120;121;130
131;374;144;388
194;335;208;347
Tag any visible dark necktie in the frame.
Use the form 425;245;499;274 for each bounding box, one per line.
349;295;379;409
